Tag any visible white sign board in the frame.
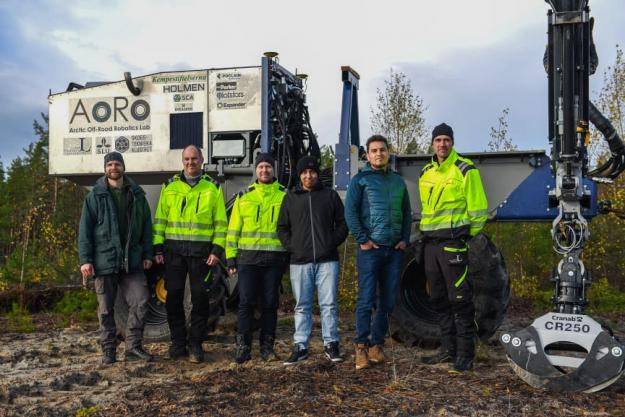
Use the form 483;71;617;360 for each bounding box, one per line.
49;67;261;176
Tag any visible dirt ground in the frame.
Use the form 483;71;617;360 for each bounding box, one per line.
1;306;625;417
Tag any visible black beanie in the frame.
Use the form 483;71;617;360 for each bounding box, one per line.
296;156;320;177
255;152;275;167
431;123;454;144
104;151;125;169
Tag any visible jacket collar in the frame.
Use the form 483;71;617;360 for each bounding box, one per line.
93;175;142;196
430;148;458;171
252;179;281;193
362;162;392;174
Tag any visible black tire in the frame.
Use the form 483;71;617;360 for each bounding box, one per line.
114;266;227;343
391;232;510;347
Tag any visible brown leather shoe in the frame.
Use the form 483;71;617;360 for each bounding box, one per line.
354;343;370;370
368;344;386;364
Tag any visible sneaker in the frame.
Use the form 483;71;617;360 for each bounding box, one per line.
324;342;343;363
168;343;188;359
189;344;204;364
124;346;154;362
368;344;386;364
283;345;308;365
420;351;456;365
102;348;116;365
452;357;473;372
354;343;369;370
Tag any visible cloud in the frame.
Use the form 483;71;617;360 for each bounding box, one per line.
0;0;623;165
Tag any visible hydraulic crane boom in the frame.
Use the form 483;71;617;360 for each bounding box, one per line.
501;0;625;392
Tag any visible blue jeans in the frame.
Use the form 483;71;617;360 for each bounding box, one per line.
290;261;340;349
355;246;404;345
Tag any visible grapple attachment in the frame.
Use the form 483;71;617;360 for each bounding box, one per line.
501;313;625;392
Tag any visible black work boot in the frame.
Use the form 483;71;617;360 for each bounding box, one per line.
235;334;252;364
125;345;154;362
189;344;205;364
260;335;278;362
102;347;117;365
420;350;456;365
452;357;474;372
168;342;188;359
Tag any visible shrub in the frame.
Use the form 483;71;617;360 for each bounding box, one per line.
586;277;625;313
6;302;35;333
53;290;98;327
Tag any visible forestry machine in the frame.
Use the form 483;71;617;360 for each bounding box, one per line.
500;0;625;392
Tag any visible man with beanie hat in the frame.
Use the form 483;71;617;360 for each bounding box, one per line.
418;123;488;372
277;156;348;365
79;151;154;364
227;152;288;363
153;145;228;364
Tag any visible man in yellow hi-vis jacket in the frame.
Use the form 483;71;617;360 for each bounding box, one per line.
153;145;227;364
226;153;287;364
418;123;488;372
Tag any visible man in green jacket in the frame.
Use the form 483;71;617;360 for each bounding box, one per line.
418;123;488;372
79;152;154;365
153;145;228;363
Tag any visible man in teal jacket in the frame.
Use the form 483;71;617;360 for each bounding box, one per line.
344;135;412;370
79;152;154;365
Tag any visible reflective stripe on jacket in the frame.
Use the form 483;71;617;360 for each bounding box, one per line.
152;172;227;257
419;149;488;239
226;180;287;262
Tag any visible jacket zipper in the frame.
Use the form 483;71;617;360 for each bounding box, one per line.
427;186;434;206
124;189;134;273
308;192;316;262
196;192;201;213
256;206;260;223
271;206;274;223
433;185;446;209
180;197;187;215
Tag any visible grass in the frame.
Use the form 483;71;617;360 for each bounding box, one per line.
6;302;35;333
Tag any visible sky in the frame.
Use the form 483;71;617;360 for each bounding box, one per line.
0;0;624;166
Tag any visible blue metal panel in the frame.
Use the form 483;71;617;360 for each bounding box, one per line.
260;56;271;153
335;67;360;191
494;159;597;220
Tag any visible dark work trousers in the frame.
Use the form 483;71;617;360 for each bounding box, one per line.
423;239;476;359
236;264;284;341
94;272;149;351
164;253;211;347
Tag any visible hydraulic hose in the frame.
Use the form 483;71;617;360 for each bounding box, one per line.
588;101;625;179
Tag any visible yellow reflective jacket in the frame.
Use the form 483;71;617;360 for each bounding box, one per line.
153;172;227;257
226;180;287;264
419;149;488;239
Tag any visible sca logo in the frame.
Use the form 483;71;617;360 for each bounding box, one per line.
173;94;193;102
70;97;150;124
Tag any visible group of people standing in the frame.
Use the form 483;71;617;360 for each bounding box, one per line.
78;122;487;373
